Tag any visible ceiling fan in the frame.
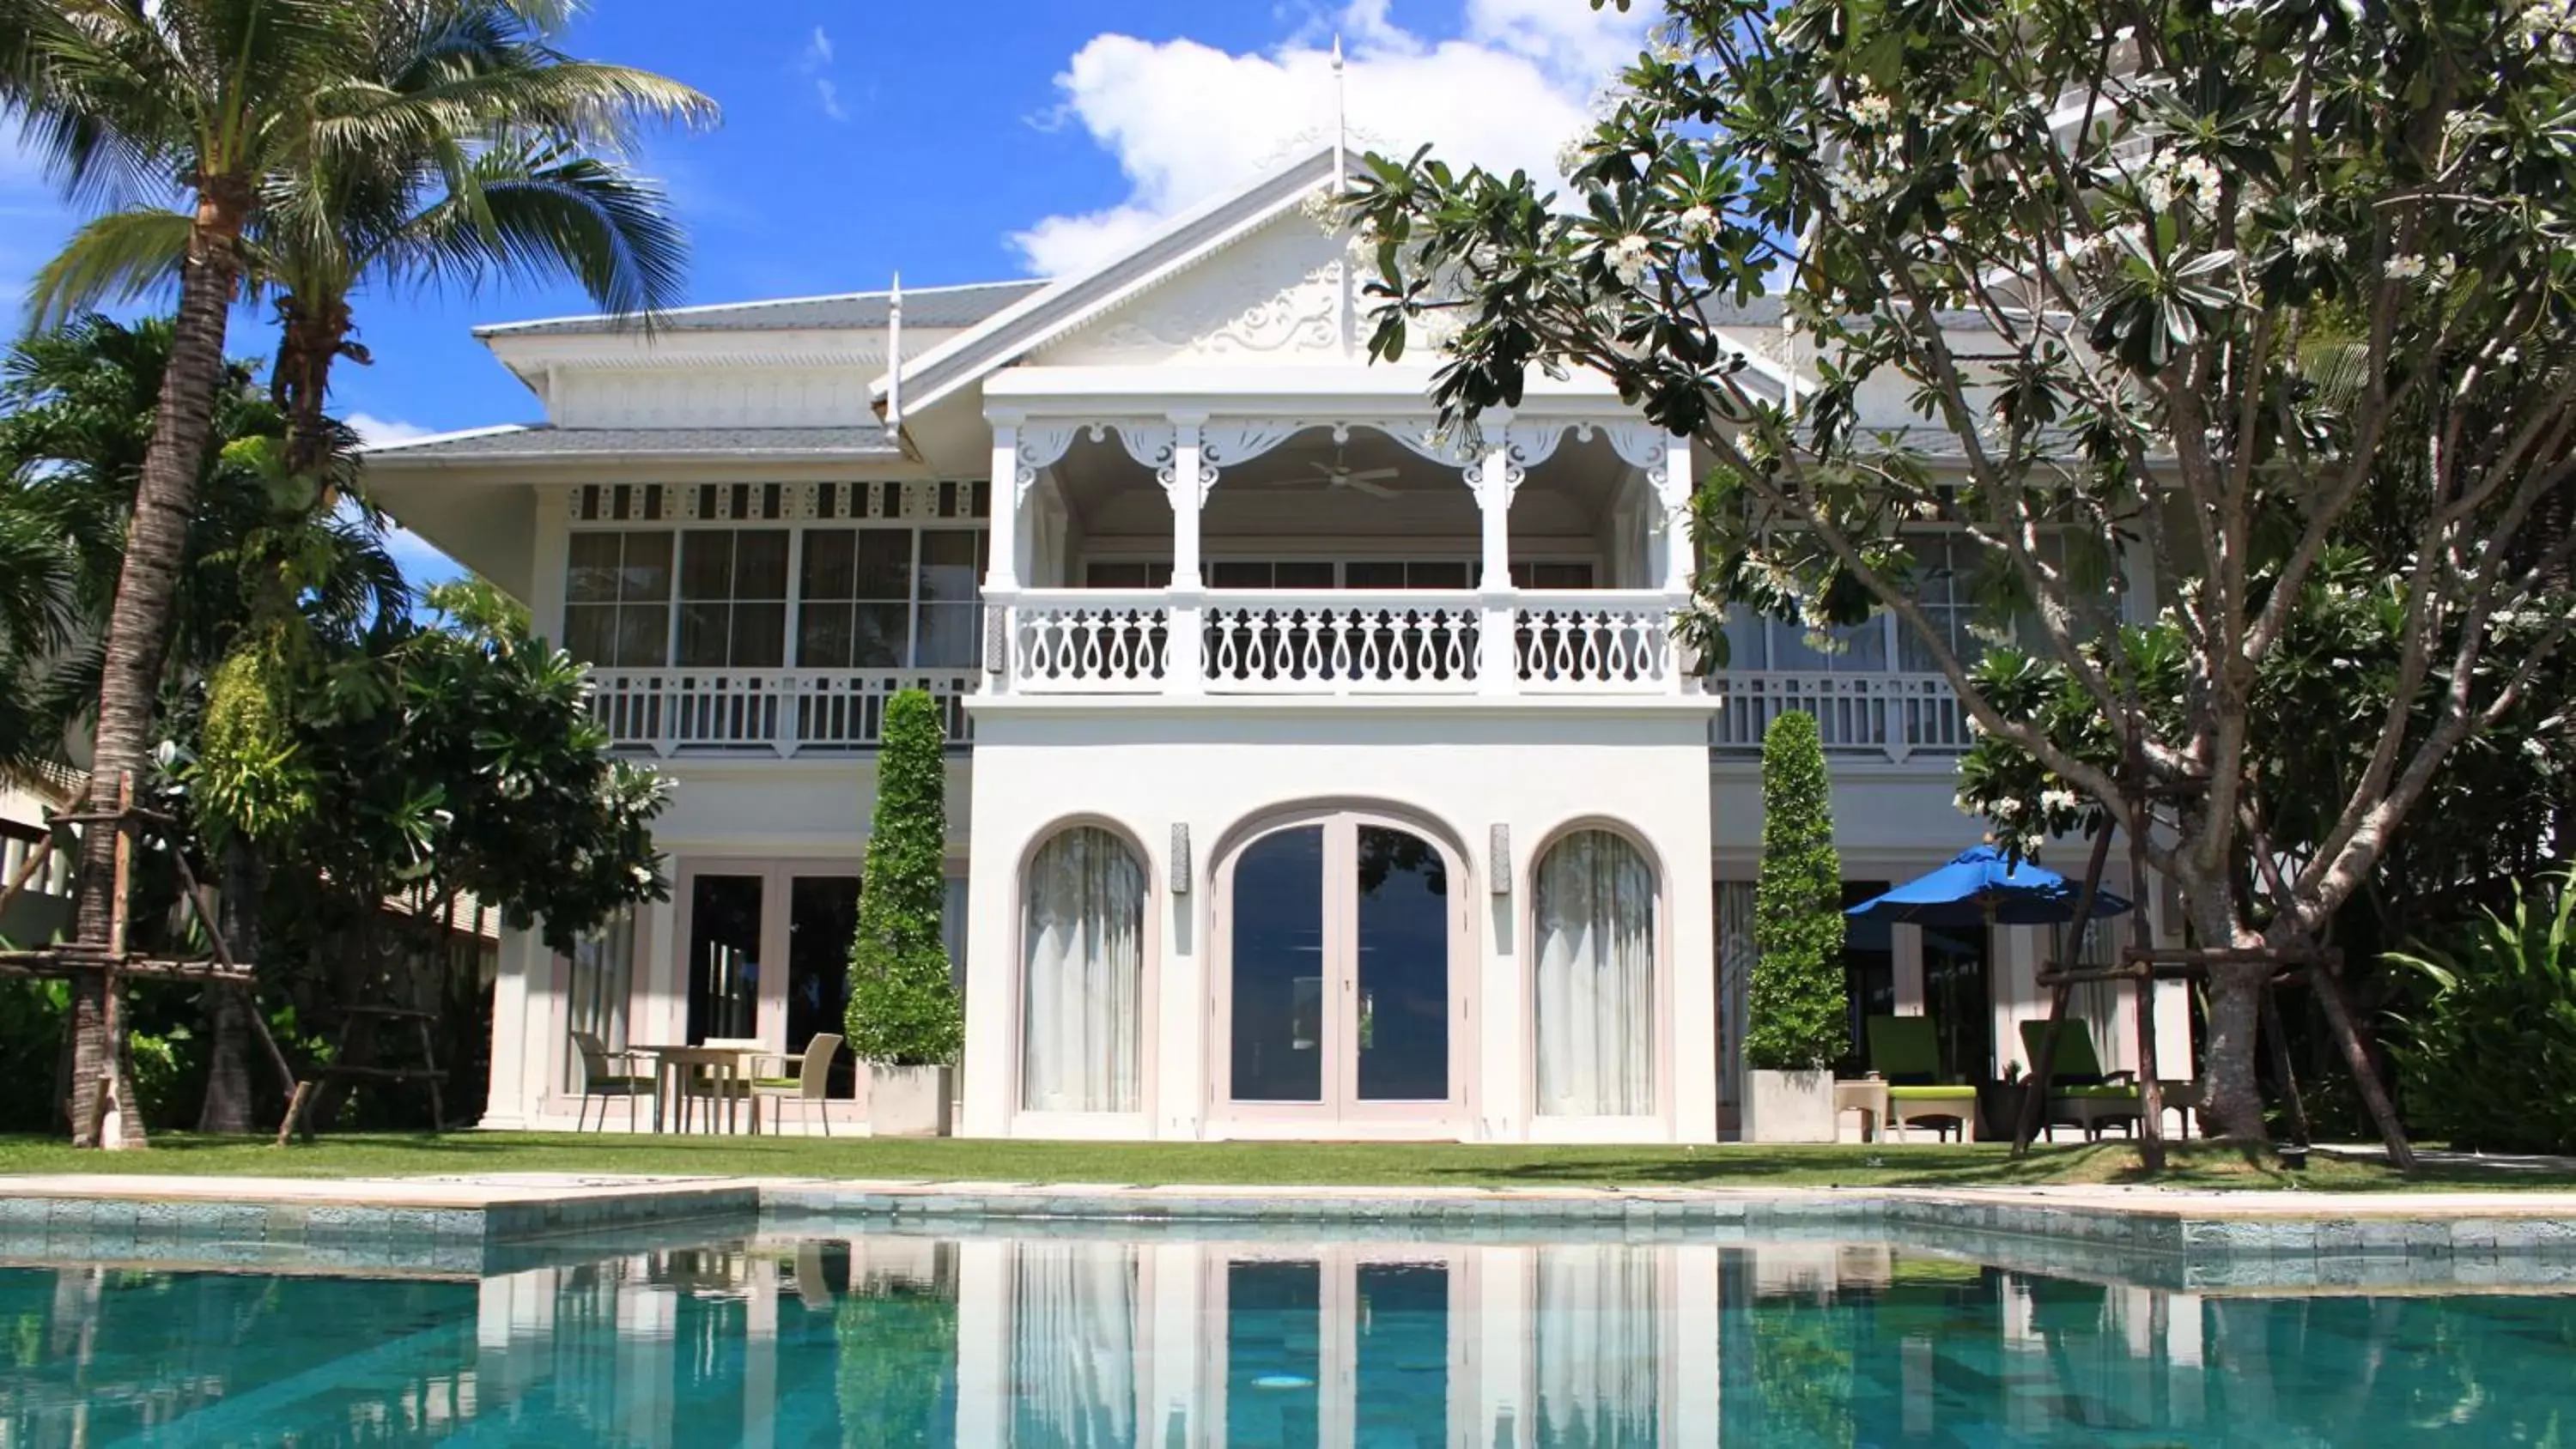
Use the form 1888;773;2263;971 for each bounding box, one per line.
1273;446;1401;499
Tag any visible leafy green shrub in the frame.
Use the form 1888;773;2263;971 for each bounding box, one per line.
2385;874;2576;1155
1748;710;1847;1071
846;690;963;1066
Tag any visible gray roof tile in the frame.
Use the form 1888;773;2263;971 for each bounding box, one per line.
477;280;1045;337
361;426;902;462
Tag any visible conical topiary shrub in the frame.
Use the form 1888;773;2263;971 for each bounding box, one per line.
846;688;963;1068
1748;709;1847;1072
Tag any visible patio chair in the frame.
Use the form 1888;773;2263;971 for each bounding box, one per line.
750;1034;843;1137
1864;1016;1981;1142
2016;1019;2143;1141
570;1031;653;1132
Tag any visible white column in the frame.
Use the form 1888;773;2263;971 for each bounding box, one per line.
1167;413;1206;695
531;496;569;645
482;926;543;1129
985;416;1023;698
1474;440;1516;695
1658;435;1696;591
985;415;1024;591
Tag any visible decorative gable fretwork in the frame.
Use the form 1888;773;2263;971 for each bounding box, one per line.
563;481;992;526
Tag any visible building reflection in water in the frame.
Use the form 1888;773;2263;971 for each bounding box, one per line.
0;1233;2569;1445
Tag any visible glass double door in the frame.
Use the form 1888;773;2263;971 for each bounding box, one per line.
1220;816;1461;1122
679;864;862;1094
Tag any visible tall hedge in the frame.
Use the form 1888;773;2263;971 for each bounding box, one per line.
846;689;963;1066
1747;710;1847;1071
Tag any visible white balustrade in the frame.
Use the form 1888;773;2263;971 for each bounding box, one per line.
1710;671;1972;762
1008;591;1171;693
1202;591;1481;694
584;668;975;756
1514;592;1679;691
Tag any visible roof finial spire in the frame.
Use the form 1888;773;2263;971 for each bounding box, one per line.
1330;34;1347;183
883;271;904;446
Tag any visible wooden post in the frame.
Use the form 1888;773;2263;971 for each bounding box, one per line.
2308;955;2419;1173
2125;787;2167;1171
2014;823;2115;1157
0;832;55;925
2259;981;2312;1149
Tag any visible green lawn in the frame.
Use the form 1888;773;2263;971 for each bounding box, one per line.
0;1132;2565;1193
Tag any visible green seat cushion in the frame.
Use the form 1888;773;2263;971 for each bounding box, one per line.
751;1076;800;1088
589;1078;649;1094
2057;1084;2140;1101
1886;1086;1977;1102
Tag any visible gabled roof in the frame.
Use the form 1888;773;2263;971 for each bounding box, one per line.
474;279;1046;338
359;424;902;464
884;146;1361;421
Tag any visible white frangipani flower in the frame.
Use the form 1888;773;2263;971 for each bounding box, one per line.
2040;787;2081;815
1607;233;1655;286
1678;204;1719;244
2386;254;2427;280
1555;137;1589;178
1848;80;1894;127
2288;231;2346;260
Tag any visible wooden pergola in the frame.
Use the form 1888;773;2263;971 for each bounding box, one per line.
0;774;308;1145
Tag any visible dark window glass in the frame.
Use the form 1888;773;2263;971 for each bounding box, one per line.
1230;826;1326;1102
563;531;672;667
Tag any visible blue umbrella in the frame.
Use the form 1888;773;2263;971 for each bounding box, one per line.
1844;845;2134;927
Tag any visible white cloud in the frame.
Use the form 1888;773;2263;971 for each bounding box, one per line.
1009;0;1651;276
346;412;434;446
799;26;849;124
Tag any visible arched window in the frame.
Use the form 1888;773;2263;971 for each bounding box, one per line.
1533;829;1658;1116
1022;827;1147;1113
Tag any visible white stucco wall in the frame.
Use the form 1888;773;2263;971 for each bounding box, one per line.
955;696;1722;1145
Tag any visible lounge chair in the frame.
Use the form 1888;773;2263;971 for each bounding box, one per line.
2016;1019;2143;1140
1864;1016;1981;1142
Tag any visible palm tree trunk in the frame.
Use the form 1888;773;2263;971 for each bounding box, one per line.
67;180;254;1149
273;293;355;484
196;840;262;1134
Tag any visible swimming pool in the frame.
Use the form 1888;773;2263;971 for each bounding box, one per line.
2;1223;2569;1446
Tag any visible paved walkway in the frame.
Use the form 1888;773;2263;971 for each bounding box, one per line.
6;1171;2576;1222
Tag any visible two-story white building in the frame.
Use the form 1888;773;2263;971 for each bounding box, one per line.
366;149;2191;1143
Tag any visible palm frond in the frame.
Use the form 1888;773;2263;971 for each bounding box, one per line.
386;145;689;317
24;207;194;333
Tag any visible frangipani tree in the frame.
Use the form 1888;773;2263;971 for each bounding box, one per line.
1344;0;2576;1143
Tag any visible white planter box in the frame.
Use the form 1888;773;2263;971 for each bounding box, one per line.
1744;1069;1837;1143
867;1064;954;1138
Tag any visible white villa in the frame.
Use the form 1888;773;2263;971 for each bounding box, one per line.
365;149;2193;1142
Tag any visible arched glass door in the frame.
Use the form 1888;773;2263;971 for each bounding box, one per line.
1218;815;1462;1124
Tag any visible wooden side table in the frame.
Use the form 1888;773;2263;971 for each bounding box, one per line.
1833;1078;1889;1143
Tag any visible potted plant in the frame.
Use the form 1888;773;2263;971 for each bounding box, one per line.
1744;711;1847;1143
847;688;964;1136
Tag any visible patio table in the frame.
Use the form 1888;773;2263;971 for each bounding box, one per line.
634;1044;765;1133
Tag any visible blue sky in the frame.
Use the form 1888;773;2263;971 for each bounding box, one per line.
1;1;1649;582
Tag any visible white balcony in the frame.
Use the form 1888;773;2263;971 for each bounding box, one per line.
586;667;978;756
1709;670;1972;763
998;587;1688;697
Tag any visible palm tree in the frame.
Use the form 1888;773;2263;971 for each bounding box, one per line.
1;0;709;1144
2;313;411;1134
30;3;708;481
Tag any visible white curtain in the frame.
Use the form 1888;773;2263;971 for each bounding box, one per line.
1021;828;1146;1113
1534;832;1659;1116
1536;1245;1661;1446
1715;882;1757;1114
1009;1241;1139;1447
563;912;635;1091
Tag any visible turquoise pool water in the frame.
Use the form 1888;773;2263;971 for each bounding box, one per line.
0;1229;2569;1446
